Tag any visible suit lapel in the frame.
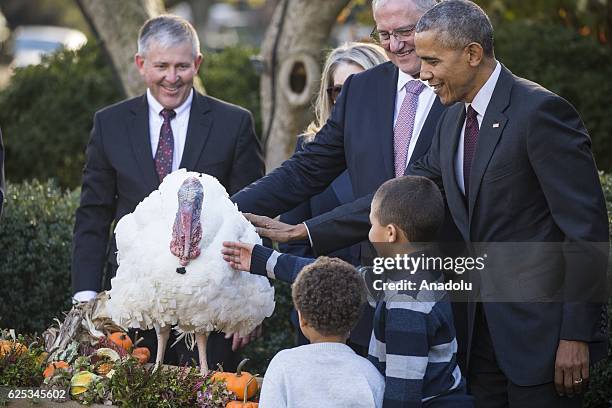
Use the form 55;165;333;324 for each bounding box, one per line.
128;94;159;191
379;63;399;179
408;97;444;165
468;67;512;219
445;105;469;235
179;91;213;170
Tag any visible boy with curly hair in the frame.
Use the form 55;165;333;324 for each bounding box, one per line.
257;257;384;407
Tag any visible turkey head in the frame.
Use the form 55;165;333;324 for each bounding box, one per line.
170;176;203;266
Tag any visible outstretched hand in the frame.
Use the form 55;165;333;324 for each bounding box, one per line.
222;241;254;272
244;213;308;243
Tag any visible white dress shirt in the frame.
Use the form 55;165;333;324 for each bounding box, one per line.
455;62;501;195
73;89;194;303
147;88;193;171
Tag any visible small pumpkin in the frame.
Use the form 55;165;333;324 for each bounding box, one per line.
108;332;133;352
43;361;70;378
132;347;151;364
226;401;258;408
214;359;258;401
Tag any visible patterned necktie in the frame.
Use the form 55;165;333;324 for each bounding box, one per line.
154;108;176;182
463;105;479;196
394;80;427;177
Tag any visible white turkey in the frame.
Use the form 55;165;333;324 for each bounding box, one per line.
106;169;275;373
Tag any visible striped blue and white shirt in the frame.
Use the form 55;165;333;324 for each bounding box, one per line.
368;272;470;408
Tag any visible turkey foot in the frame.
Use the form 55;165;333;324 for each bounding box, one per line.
154;323;171;370
196;332;209;375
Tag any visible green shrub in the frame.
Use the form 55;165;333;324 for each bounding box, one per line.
0;43;122;189
496;21;612;171
200;46;262;137
0;180;78;334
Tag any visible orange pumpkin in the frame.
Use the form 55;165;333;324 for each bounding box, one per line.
43;361;70;378
226;401;258;408
109;332;133;352
214;359;258;401
0;340;27;358
132;347;151;364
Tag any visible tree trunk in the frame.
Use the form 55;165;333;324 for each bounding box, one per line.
260;0;351;171
76;0;165;98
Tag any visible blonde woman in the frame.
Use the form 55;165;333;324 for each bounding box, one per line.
280;42;388;351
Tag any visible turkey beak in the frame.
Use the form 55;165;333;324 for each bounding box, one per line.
180;207;193;266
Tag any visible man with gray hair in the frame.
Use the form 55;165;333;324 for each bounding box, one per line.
71;14;264;370
232;0;462;362
410;1;608;407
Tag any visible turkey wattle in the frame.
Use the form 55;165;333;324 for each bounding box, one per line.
107;169;275;373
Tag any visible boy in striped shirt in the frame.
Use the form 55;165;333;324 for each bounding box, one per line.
366;176;472;407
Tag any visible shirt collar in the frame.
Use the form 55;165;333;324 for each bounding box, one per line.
465;61;501;117
146;88;194;117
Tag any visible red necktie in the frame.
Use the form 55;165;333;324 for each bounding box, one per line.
463;105;479;196
154;109;176;182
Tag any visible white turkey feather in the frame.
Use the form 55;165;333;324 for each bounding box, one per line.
107;169;275;337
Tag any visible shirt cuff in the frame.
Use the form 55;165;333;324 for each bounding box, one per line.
303;222;314;247
73;290;98;304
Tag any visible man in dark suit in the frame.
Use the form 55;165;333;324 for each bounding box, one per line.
407;1;608;406
0;127;4;217
232;0;456;357
232;0;446;253
71;15;264;370
288;1;608;405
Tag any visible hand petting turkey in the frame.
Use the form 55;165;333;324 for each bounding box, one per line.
243;213;308;243
222;241;254;272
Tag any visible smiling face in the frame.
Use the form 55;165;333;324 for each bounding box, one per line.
373;0;425;76
415;30;480;105
135;41;202;109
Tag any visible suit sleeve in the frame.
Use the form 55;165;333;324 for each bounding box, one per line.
527;95;609;342
71;113;117;293
231;76;354;217
304;117;448;256
0;127;4;217
227;111;265;195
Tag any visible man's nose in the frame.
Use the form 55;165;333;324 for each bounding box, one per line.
389;36;404;53
420;69;432;81
165;68;178;82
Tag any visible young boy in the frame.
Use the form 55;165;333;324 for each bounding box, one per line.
366;176;472;407
223;176;471;407
256;257;384;407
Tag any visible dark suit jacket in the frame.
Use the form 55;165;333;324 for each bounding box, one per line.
72;91;264;294
279;135;358;264
0;127;4;217
409;65;609;385
232;61;445;251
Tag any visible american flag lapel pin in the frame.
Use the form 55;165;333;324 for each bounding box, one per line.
493;123;500;128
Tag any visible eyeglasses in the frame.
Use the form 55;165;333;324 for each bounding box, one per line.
326;85;342;104
370;25;416;45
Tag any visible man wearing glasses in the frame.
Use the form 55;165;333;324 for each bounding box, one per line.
233;0;454;251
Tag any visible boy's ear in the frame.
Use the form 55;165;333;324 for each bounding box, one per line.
387;224;400;243
297;310;307;328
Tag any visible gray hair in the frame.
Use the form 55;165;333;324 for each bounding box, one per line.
138;14;200;58
372;0;438;14
415;0;494;57
305;42;388;140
